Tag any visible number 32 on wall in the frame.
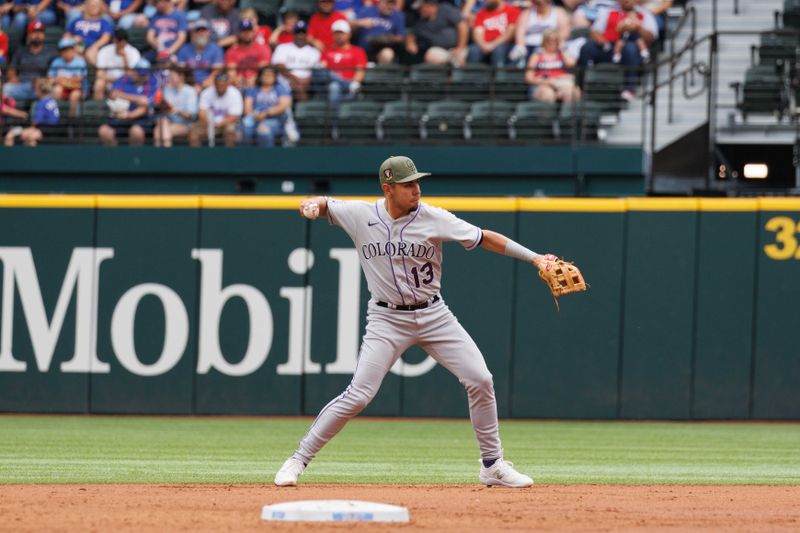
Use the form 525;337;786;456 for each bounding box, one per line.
764;216;800;260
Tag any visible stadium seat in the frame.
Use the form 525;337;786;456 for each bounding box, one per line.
465;100;514;140
738;65;785;119
6;26;25;61
241;0;281;23
281;0;316;16
335;100;381;141
558;100;604;141
44;26;63;49
408;64;450;102
757;30;798;65
377;99;426;141
362;65;406;103
294;100;333;143
583;64;625;113
450;64;493;102
74;99;110;144
421;99;469;140
127;27;149;53
493;68;527;102
783;0;800;30
510;101;557;140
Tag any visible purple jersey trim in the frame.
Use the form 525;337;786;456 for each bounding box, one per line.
375;201;407;305
467;227;483;251
399;204;422;301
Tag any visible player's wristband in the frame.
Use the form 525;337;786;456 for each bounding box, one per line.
504;239;541;263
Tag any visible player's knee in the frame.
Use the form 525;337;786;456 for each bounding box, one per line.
346;387;374;414
463;372;495;396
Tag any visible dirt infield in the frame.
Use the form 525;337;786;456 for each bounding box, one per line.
3;484;799;532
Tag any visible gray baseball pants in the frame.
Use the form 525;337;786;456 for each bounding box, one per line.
293;299;503;463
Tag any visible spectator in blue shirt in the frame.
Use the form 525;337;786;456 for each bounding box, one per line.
176;18;223;89
242;66;291;147
3;78;59;146
106;0;143;30
154;66;196;146
47;36;88;114
8;0;57;30
334;0;362;20
66;0;113;64
147;0;187;58
99;57;160;145
352;0;405;64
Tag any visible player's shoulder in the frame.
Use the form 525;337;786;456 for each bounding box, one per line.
419;201;456;220
327;197;376;216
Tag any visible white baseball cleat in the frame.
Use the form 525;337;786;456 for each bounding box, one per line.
479;458;534;488
274;457;306;487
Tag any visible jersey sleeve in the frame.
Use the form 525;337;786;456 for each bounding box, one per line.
431;206;483;251
325;197;364;239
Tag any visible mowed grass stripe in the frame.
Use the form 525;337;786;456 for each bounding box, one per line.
0;416;798;485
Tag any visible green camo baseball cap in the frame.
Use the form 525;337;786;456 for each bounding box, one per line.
379;156;431;185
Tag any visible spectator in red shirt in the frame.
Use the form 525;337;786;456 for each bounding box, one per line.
577;0;657;100
225;19;272;88
315;19;366;106
467;0;519;67
308;0;348;51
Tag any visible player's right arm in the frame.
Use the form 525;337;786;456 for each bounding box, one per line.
299;196;329;219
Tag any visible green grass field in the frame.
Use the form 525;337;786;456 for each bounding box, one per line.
1;416;798;485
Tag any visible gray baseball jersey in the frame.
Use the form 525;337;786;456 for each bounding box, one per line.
327;198;483;305
292;197;503;465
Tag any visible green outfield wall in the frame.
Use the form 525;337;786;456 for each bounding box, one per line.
0;195;798;419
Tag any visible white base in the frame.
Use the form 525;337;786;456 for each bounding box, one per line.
261;500;410;523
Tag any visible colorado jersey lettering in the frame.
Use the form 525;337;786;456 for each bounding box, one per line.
326;198;482;305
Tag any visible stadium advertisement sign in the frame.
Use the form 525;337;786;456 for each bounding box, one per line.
0;195;798;419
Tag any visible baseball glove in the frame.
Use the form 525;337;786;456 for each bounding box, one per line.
537;254;587;310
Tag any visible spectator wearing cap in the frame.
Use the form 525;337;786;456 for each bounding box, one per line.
94;28;141;98
47;36;87;114
66;0;113;64
238;7;271;47
2;21;57;100
106;0;144;30
190;71;242;147
225;19;271;88
271;19;319;102
308;0;348;51
316;19;366;106
467;0;519;67
352;0;404;64
200;0;239;48
99;57;159;145
7;0;57;30
176;18;224;90
147;0;188;58
268;10;299;48
154;66;197;146
4;78;59;146
242;66;291;147
406;0;467;66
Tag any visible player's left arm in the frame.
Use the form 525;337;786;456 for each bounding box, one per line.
480;229;547;270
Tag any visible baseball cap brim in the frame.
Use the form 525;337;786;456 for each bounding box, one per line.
394;172;430;183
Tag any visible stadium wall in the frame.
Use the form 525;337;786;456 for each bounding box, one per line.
0;195;798;419
0;145;644;196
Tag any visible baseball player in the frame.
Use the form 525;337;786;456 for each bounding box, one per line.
275;155;552;489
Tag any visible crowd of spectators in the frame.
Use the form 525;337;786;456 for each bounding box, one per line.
0;0;672;146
